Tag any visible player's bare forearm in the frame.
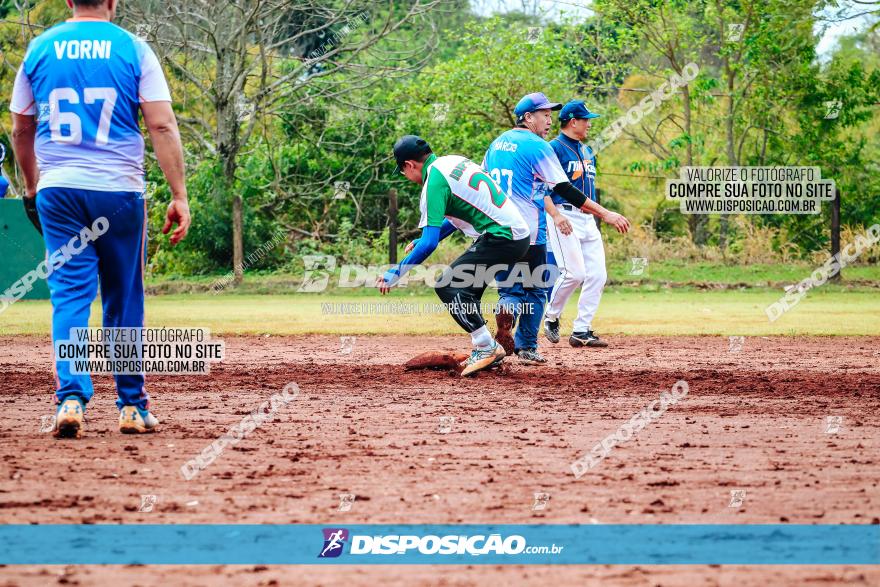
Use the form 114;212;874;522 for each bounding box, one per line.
580;198;630;233
141;101;186;201
11;113;39;197
579;197;607;218
143;101;191;244
543;196;562;220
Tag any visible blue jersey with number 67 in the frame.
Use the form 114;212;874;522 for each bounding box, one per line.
483;128;569;245
10;19;171;193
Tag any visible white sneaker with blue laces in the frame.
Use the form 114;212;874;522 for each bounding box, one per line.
461;342;505;377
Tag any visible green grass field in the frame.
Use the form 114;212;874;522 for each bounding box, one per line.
3;287;879;336
141;259;880;296
607;260;880;286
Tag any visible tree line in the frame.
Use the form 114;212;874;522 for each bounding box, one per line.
1;0;877;280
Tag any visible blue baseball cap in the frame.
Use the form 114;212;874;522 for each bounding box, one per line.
559;100;600;122
514;92;562;118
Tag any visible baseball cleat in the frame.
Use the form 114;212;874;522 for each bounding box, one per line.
570;330;609;348
494;308;516;355
515;348;547;365
544;319;560;343
461;343;506;377
119;406;160;434
54;397;85;439
460;355;504;369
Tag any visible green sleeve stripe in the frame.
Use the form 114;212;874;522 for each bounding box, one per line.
425;166;451;227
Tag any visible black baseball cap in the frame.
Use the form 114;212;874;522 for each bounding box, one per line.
393;135;432;173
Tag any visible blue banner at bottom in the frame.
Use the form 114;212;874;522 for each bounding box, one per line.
0;524;877;565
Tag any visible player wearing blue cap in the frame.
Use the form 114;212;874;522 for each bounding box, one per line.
483;93;629;364
544;100;611;347
10;0;189;438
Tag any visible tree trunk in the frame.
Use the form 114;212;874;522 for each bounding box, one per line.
720;14;738;253
720;70;736;252
232;194;244;284
682;85;708;245
215;41;244;284
222;116;243;285
220;113;243;283
388;188;398;264
830;188;841;281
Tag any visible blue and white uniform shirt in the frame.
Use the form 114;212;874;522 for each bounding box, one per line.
483;128;569;245
10;19;171;193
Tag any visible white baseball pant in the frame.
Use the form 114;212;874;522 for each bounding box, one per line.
545;203;606;333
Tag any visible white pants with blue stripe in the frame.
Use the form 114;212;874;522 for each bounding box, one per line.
545;204;607;333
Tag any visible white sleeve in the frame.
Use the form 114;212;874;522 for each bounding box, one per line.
533;142;569;188
9;64;35;115
138;45;172;102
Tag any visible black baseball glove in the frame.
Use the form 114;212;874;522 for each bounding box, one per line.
23;194;42;235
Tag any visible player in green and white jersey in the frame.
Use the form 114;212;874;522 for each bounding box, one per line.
377;135;530;376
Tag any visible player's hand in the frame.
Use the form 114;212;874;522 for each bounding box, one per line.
376;269;399;295
602;210;630;234
404;239;418;254
162;199;191;245
375;275;393;295
553;215;573;236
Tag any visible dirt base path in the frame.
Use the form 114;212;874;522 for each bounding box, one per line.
1;335;878;585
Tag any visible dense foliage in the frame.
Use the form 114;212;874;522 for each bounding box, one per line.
1;1;877;277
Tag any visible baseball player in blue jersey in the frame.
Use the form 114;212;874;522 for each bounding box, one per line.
544;100;610;347
483;92;629;364
10;0;190;438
